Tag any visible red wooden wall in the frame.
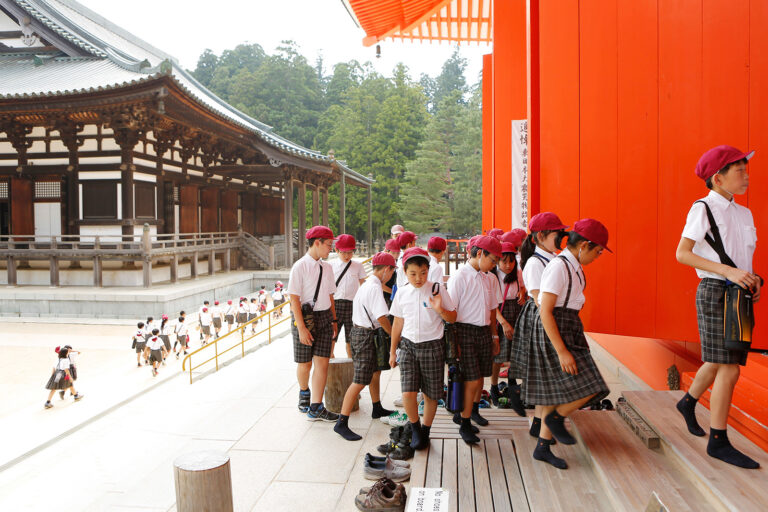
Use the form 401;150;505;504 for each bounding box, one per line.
10;178;33;235
179;185;198;234
200;188;219;232
220;190;238;232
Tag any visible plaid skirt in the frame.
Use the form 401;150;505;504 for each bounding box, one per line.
697;278;748;366
160;335;171;351
335;299;353;341
456;322;493;381
349;326;377;385
511;299;537;376
521;308;609;406
45;370;71;390
292;309;334;363
495;299;523;364
399;337;445;400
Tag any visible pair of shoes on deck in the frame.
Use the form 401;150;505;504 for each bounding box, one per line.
363;457;411;482
355;477;407;511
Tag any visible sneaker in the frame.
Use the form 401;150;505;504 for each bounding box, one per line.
376;440;396;455
73;394;84;401
152;368;158;377
175;353;179;360
478;399;491;409
379;411;409;427
355;481;407;511
44;401;53;409
306;405;339;422
363;458;411;482
365;453;410;468
58;390;65;400
499;368;509;378
137;362;142;367
393;396;404;407
358;477;399;495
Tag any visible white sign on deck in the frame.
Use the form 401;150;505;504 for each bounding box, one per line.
406;488;449;512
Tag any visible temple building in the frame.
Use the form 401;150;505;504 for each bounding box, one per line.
0;0;373;286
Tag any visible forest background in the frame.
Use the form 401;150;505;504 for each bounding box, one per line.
192;41;482;242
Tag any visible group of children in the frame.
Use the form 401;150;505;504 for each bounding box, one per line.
292;144;760;473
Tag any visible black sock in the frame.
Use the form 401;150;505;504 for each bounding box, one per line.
707;428;760;469
533;438;567;469
422;425;431;438
544;411;576;445
529;417;541;438
410;420;423;449
491;384;499;395
453;412;479;433
309;402;321;412
676;392;705;437
471;402;489;426
459;417;480;444
371;401;394;419
334;414;362;441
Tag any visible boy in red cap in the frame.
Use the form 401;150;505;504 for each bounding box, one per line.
224;300;235;333
332;234;368;358
675;145;761;469
447;235;503;444
525;219;611;469
212;301;223;338
383;238;401;305
390;247;457;450
286;225;340;422
334;252;398;440
427;236;447;285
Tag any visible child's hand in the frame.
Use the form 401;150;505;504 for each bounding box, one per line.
724;267;759;290
298;325;314;346
517;288;527;305
389;352;397;369
501;321;514;339
754;278;762;303
557;349;578;375
428;294;443;313
491;336;500;356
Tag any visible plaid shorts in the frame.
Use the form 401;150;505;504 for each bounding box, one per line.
335;299;353;342
456;322;493;381
521;308;609;406
399;337;445;400
495;299;523;364
350;326;377;385
697;278;748;366
292;309;334;363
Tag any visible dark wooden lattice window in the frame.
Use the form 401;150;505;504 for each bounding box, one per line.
135;182;156;218
82;181;117;219
0;181;8;199
35;180;61;201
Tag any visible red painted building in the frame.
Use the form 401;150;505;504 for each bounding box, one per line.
342;0;768;450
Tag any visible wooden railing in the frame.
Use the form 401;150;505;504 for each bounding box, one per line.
444;238;469;276
0;228;273;288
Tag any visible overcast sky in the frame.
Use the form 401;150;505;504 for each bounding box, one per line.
77;0;489;84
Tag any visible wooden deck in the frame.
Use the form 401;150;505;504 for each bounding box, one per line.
405;394;767;512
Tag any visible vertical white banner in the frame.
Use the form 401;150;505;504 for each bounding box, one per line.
511;120;529;229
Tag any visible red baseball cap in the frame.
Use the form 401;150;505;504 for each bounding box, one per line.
501;242;517;254
335;234;356;252
529;212;569;232
202;307;208;312
305;225;334;240
467;235;481;249
227;300;232;304
162;314;168;320
402;247;429;264
385;238;400;252
397;231;417;246
500;229;526;250
487;228;504;239
695;145;755;181
214;301;219;305
473;235;503;258
427;236;447;251
372;252;397;267
572;218;612;253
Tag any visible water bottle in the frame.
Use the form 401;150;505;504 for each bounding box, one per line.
446;365;463;413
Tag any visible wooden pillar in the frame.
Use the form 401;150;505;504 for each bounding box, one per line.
173;451;233;512
49;237;59;287
93;236;102;287
142;224;151;288
208;249;215;275
223;248;231;272
7;256;16;286
339;169;346;234
156;179;165;234
283;179;294;266
367;185;373;256
312;185;319;226
321;187;329;227
170;254;178;283
191;252;198;279
298;181;306;254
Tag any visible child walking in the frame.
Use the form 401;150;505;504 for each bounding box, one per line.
134;321;146;367
334;252;398;440
427;237;447;285
225;300;235;333
160;315;172;358
147;329;164;376
174;316;188;359
675;145;761;469
525;219;611;469
45;346;83;408
513;212;568;439
390;248;457;450
447;235;502;444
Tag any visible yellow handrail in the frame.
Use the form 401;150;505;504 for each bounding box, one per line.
182;300;291;383
181;255;375;384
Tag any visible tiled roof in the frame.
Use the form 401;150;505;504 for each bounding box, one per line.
0;0;372;185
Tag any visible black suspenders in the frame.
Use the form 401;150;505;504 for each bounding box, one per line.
557;256;574;308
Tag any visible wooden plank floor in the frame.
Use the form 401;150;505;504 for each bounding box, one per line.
429;407;531;440
623;391;768;512
570;410;720;512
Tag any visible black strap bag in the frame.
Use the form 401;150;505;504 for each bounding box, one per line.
695;200;755;351
300;265;324;333
363;306;391;371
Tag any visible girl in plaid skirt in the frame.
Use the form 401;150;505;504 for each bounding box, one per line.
514;213;568;440
525;219;611;470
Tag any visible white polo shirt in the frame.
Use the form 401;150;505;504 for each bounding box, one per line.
496;267;521;301
447;263;491;326
55;358;71;371
161;322;173;336
211;305;222;318
428;254;445;285
148;336;164;351
176;322;188;336
352;275;390;328
200;311;212;326
540;250;586;310
286;253;336;311
682;190;756;280
523;247;557;298
225;304;235;316
332;258;367;301
390;280;456;343
248;301;259;314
